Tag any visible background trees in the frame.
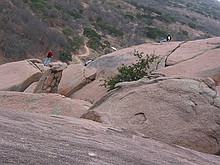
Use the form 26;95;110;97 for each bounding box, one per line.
0;0;220;64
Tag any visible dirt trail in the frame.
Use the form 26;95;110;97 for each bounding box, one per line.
71;44;90;65
78;44;90;57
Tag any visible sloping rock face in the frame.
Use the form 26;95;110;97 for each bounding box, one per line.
217;86;220;95
24;82;38;93
58;64;97;96
76;37;220;103
89;42;181;79
34;62;67;93
82;76;220;154
71;42;181;103
158;48;220;83
0;59;42;91
0;91;91;118
70;79;108;104
157;37;220;93
165;37;220;66
1;108;220;165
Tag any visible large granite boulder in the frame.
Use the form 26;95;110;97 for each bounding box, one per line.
58;64;97;96
165;37;220;66
89;42;181;79
1;108;220;165
158;48;220;85
78;37;220;104
0;91;91;118
157;37;220;91
70;42;181;103
0;59;42;91
82;76;220;154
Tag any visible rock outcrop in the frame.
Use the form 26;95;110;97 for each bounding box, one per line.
0;59;42;91
82;76;220;154
1;108;220;165
158;44;220;86
58;64;96;96
157;37;220;95
70;42;181;103
89;41;181;79
165;37;220;66
73;37;220;103
70;79;108;104
34;62;67;93
0;91;91;118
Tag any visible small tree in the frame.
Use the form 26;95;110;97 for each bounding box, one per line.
104;50;158;90
59;49;72;63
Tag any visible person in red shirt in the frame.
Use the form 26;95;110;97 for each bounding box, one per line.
44;50;54;66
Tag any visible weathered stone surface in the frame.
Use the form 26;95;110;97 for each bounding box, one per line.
0;91;91;118
24;82;38;93
72;38;220;105
158;48;220;85
34;63;67;93
70;78;108;104
89;42;181;78
72;42;180;103
82;76;220;154
217;86;220;95
1;108;220;165
0;59;42;91
58;64;97;96
166;37;220;66
27;59;45;72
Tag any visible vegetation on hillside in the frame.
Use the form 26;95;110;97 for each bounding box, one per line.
0;0;220;64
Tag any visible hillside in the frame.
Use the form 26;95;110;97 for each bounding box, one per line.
1;0;220;64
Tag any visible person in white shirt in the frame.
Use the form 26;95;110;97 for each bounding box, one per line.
166;34;172;42
84;59;93;66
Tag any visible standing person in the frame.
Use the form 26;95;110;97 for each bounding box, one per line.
166;34;172;42
44;49;54;66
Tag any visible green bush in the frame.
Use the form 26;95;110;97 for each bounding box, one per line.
104;40;111;47
68;9;82;19
124;12;135;21
96;22;124;36
181;30;188;36
104;50;158;90
156;14;176;23
59;49;72;62
62;27;74;36
28;0;47;12
68;36;84;51
129;1;162;15
188;22;197;29
145;27;167;39
136;13;154;20
144;7;162;15
83;27;101;40
87;37;102;50
104;49;112;54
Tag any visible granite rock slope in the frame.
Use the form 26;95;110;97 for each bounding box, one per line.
0;59;43;91
1;108;220;165
82;76;220;154
0;91;91;118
